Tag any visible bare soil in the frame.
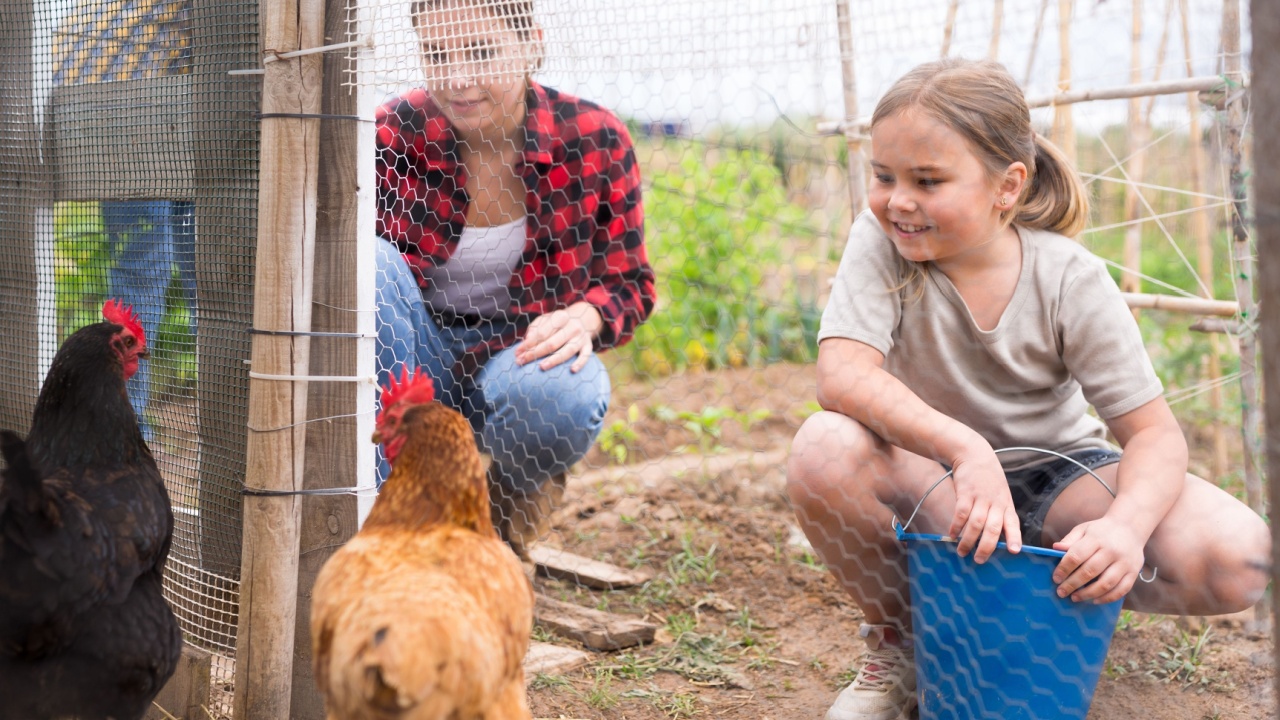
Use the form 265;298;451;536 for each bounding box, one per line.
527;362;1276;720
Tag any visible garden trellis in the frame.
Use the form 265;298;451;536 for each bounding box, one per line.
0;0;1269;718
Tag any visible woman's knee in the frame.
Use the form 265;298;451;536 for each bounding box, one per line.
479;352;611;467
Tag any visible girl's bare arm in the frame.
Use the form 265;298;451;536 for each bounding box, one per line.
816;337;1022;558
1052;397;1186;603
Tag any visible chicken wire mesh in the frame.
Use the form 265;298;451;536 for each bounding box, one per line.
0;0;1269;718
1;0;257;714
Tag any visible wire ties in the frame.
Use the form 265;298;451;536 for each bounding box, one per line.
242;484;379;497
249;328;376;338
248;371;376;383
229;36;373;75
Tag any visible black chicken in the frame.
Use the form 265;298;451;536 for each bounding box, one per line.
0;300;181;720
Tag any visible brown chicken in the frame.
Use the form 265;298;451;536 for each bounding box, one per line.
311;368;534;720
0;300;180;720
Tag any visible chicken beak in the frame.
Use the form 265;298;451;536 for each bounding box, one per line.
137;348;151;359
371;429;383;444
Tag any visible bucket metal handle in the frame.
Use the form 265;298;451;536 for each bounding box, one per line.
895;446;1157;583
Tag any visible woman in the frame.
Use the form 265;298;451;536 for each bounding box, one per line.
375;0;655;560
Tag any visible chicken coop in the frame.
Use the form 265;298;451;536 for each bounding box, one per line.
1;0;1277;718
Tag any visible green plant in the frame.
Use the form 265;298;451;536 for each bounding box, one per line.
666;532;720;586
528;672;571;690
598;404;642;464
1146;626;1214;686
621;148;822;377
650;404;770;452
53;201;197;397
585;668;620;710
665;612;698;638
794;549;826;572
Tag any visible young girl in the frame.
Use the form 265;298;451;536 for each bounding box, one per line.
787;57;1270;720
376;0;655;558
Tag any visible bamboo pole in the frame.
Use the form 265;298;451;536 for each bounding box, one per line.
1024;0;1051;86
1220;0;1262;518
1051;0;1076;162
1121;0;1146;298
232;0;326;714
989;0;1003;60
1143;0;1174;120
835;0;866;216
1026;74;1243;108
1249;0;1280;695
1120;291;1239;317
818;74;1245;138
1181;0;1228;483
941;0;960;58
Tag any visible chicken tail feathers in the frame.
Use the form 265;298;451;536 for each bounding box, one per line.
362;662;420;716
0;430;54;525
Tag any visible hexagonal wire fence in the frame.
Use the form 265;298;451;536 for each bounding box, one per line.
0;0;1267;718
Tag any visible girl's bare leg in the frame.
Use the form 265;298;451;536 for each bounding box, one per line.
786;411;956;631
1044;466;1270;615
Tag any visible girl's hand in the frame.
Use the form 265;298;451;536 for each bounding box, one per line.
1051;517;1146;604
949;451;1022;563
515;302;603;373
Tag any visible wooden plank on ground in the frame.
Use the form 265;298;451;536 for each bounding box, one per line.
146;644;212;720
534;595;656;650
528;544;653;590
523;641;591;677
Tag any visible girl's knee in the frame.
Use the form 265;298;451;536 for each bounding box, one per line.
1216;513;1271;610
1188;513;1271;613
787;412;879;500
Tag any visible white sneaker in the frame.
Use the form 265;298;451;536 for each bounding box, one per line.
826;625;917;720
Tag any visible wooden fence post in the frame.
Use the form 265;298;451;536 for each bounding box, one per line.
288;0;364;714
0;0;41;431
232;0;326;715
1249;0;1280;697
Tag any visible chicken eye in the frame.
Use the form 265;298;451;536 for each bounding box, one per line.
124;336;136;348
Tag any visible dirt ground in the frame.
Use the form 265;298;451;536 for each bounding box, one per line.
525;362;1277;720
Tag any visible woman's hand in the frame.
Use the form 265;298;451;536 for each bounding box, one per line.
949;449;1022;563
515;302;603;372
1052;517;1146;604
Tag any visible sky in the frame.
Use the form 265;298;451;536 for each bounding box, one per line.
358;0;1251;134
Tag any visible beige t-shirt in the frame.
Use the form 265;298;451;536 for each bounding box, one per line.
819;211;1163;469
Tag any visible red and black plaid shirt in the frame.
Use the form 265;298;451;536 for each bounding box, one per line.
376;81;655;379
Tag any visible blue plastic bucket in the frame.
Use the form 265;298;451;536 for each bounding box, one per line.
897;526;1123;720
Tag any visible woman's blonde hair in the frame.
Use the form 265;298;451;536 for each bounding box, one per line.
870;57;1088;297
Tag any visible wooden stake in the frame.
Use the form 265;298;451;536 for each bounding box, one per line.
1024;0;1051;86
1051;0;1076;163
941;0;960;58
1181;0;1228;483
1121;0;1146;299
232;0;326;715
288;0;363;714
835;0;867;216
989;0;1004;60
1220;0;1263;516
1249;0;1280;692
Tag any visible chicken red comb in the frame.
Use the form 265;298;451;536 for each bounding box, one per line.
379;366;436;411
102;299;146;346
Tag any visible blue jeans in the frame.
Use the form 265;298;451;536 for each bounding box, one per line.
104;200;197;440
375;238;610;493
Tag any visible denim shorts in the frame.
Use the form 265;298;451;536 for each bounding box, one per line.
1006;447;1122;547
